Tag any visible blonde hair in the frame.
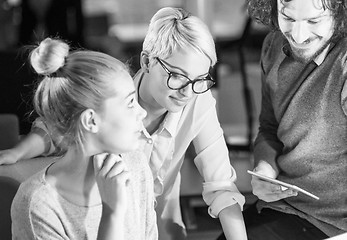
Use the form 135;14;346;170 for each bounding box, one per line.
142;7;217;66
30;38;129;150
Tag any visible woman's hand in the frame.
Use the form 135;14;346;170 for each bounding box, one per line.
93;153;130;216
251;160;297;202
0;149;21;165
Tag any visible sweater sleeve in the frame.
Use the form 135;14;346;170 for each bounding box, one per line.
253;32;284;168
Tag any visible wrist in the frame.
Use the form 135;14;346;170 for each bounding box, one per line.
255;160;278;178
102;202;126;219
9;147;24;162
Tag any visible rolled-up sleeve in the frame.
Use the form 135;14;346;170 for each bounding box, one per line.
203;178;245;218
192;93;245;218
195;137;245;217
31;118;57;156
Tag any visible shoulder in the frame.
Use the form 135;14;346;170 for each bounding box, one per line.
260;31;286;72
11;169;59;236
14;169;48;201
12;168;57;216
262;31;285;51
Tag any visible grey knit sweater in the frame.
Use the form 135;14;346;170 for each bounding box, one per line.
11;150;158;240
254;31;347;237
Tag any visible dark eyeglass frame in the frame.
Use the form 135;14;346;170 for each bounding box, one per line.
156;57;215;94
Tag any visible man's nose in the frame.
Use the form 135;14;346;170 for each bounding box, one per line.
291;22;310;44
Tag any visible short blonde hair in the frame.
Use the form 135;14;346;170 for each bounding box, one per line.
143;7;217;66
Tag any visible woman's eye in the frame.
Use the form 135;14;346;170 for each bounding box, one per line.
172;73;188;82
128;98;135;108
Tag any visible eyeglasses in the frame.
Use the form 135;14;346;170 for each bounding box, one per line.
156;58;215;94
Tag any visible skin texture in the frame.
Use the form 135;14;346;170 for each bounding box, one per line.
94;71;146;154
140;48;211;114
277;0;334;63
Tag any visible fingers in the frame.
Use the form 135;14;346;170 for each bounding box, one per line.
257;188;298;202
93;153;107;172
106;160;125;176
0;153;6;165
113;170;131;186
100;155;121;176
251;177;281;193
94;153;120;172
0;149;18;165
93;153;129;179
255;160;278;178
251;177;297;202
93;153;130;214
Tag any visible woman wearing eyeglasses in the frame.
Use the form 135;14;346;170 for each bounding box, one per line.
1;7;246;240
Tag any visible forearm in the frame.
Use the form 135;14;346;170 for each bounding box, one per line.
219;204;247;240
97;205;125;240
13;133;47;160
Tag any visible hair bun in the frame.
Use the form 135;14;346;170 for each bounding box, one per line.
177;8;191;20
30;38;69;75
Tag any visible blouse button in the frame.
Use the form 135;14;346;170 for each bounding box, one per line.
147;139;153;144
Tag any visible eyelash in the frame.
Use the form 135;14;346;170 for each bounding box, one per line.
308;20;319;24
283;16;295;22
128;98;135;108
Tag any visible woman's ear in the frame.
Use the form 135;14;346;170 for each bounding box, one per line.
140;51;150;73
80;109;99;133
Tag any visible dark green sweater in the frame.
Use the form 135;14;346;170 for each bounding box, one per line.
254;31;347;237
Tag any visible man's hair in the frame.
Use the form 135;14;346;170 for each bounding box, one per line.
247;0;347;40
142;7;217;67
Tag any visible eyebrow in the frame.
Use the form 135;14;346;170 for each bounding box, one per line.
279;10;330;21
124;90;136;99
161;59;210;79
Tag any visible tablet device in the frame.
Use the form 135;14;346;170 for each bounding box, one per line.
247;170;319;200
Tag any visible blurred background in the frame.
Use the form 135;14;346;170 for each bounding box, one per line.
0;0;269;239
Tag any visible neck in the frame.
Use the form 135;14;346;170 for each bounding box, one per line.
47;148;100;206
138;71;167;132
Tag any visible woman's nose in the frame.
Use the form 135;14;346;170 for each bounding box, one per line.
179;83;194;97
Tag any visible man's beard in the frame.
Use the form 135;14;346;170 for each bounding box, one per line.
283;34;332;64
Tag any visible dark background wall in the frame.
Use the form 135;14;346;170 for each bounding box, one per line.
0;0;84;135
0;50;37;135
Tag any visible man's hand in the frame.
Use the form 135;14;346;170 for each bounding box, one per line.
251;160;297;202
